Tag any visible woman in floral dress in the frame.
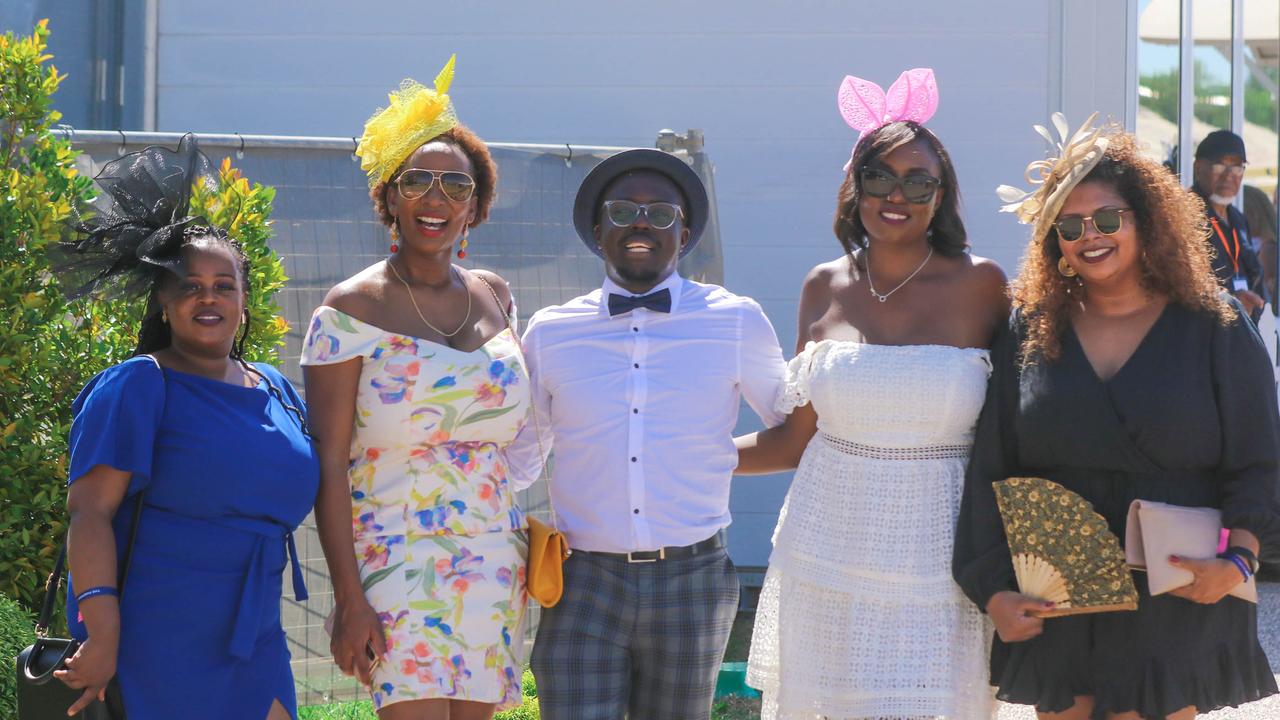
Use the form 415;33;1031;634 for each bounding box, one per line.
302;58;530;720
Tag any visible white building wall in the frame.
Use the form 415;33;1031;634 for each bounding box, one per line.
154;0;1133;565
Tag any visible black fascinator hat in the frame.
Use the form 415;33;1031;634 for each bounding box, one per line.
53;134;222;300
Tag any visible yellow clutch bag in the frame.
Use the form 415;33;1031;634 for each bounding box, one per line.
527;515;571;608
993;477;1139;618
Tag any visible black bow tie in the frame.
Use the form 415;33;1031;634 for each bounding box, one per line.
607;288;672;316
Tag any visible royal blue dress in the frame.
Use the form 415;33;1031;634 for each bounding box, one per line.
65;355;319;719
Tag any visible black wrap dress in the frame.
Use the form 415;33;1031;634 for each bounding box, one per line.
953;298;1280;718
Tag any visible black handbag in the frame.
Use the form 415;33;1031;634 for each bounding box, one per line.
14;492;143;720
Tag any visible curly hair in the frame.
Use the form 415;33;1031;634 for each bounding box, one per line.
834;121;968;257
369;123;498;229
1012;131;1233;364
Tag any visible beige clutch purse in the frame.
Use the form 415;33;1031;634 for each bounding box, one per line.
1124;499;1257;603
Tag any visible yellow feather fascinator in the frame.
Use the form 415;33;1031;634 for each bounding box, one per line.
996;112;1113;241
356;54;459;188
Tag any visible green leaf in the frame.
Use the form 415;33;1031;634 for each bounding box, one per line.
360;562;404;591
458;405;518;427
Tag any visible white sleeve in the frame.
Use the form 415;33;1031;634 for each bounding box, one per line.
506;318;554;491
775;340;831;416
737;301;789;428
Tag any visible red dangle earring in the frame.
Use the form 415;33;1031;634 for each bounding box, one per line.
389;222;400;254
457;226;469;259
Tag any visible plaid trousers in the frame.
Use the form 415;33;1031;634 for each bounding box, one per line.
530;542;739;720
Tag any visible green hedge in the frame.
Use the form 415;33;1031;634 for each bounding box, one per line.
1;593;37;717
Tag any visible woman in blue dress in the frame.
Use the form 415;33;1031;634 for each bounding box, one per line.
50;136;320;719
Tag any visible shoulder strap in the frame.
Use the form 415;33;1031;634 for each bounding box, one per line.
472;272;514;323
36;356;162;636
472;274;560;530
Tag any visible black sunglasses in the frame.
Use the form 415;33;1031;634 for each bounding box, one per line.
394;169;476;202
1054;208;1131;242
859;167;942;204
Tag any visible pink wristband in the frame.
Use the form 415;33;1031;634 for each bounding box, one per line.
1217;528;1231;554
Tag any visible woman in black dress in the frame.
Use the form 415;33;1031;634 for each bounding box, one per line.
953;122;1280;719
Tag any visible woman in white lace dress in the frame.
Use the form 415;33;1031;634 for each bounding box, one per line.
735;116;1008;718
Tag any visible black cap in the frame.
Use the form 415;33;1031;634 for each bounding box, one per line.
572;148;709;258
1195;129;1247;162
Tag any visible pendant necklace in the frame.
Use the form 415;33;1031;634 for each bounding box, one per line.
866;245;933;303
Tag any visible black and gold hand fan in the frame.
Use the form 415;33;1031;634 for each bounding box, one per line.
992;477;1138;617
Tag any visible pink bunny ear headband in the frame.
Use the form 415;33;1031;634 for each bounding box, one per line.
838;68;939;173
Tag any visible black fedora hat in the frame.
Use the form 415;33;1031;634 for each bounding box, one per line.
573;148;709;258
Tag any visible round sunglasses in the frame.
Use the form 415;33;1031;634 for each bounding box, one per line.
859;167;942;204
394;169;476;202
602;200;684;229
1054;207;1131;242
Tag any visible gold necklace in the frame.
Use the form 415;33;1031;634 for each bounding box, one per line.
866;245;933;303
387;259;472;338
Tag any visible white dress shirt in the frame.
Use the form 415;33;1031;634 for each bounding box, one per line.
508;272;787;553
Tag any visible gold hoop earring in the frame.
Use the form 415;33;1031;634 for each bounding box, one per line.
1057;256;1077;278
161;308;169;324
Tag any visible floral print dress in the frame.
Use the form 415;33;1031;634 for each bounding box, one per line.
302;306;530;710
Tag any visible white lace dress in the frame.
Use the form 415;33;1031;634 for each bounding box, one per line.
747;340;996;720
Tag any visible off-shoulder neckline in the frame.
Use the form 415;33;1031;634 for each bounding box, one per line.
316;305;515;355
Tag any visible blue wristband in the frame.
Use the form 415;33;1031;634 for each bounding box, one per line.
74;586;119;604
1223;554;1252;582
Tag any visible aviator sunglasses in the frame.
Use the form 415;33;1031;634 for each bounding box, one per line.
1054;207;1131;242
394;169;477;202
602;200;685;229
859;167;942;204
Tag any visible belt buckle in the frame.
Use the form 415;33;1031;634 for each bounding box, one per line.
626;547;665;564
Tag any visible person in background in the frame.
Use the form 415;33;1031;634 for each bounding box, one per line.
1191;129;1266;321
1241;183;1277;312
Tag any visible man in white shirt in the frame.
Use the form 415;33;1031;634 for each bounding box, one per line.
512;148;787;719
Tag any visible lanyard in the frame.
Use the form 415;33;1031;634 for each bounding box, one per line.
1210;217;1241;276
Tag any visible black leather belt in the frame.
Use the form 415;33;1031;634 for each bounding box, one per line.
579;533;725;564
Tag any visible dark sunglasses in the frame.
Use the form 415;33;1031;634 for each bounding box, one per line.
1054;207;1131;242
859;167;942;204
394;169;476;202
603;200;684;229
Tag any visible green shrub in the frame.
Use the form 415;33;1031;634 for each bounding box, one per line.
0;19;288;621
0;18;96;618
1;593;37;715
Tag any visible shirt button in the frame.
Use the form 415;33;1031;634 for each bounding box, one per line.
633;363;639;369
632;327;639;332
633;508;640;514
632;408;639;414
631;457;637;462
